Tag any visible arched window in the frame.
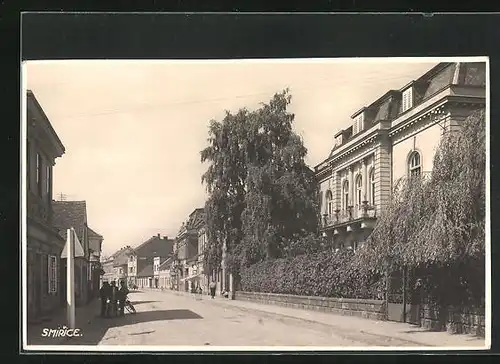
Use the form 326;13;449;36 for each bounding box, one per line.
369;168;375;206
325;190;333;216
355;175;363;206
342;180;349;210
409;151;422;177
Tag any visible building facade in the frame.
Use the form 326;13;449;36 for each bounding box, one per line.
172;208;205;292
315;62;486;250
158;257;174;289
26;90;66;322
101;246;133;285
197;227;209;294
127;234;174;288
87;227;103;299
52;200;92;306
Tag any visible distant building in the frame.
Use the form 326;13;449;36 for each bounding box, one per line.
197;227;209;294
52;200;91;306
87;226;104;298
26;90;66;322
172;208;205;292
158;256;174;289
315;62;486;251
136;264;154;288
127;234;174;288
101;246;133;284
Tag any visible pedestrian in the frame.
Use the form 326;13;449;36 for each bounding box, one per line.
108;281;118;318
117;280;129;317
99;281;110;318
209;281;216;299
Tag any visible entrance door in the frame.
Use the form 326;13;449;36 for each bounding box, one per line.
387;270;405;322
386;268;421;325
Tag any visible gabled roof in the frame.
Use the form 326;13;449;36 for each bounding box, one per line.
131;235;174;258
137;264;154;278
52;201;87;242
158;256;174;271
87;226;103;239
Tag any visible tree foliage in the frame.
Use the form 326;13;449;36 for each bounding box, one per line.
353;109;486;307
200;89;319;274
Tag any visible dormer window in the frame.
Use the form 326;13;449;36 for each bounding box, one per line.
353;113;364;135
402;87;413;113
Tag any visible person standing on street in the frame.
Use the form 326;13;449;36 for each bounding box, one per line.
117;280;129;317
209;281;216;299
99;282;110;317
109;281;118;317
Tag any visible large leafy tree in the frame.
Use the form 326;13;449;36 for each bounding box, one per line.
201;89;319;274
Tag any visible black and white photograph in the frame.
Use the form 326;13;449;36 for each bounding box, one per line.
21;57;490;351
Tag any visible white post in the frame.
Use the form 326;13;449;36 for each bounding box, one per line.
67;228;75;329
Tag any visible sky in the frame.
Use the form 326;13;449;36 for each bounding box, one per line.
25;59;438;257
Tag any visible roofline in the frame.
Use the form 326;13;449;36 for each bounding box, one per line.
350;106;367;119
27;90;66;154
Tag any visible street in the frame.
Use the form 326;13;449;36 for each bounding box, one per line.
77;289;371;346
25;289;479;348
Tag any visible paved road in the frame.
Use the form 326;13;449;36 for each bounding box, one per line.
71;289;392;347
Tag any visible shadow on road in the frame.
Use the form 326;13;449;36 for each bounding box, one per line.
130;300;160;305
62;309;203;345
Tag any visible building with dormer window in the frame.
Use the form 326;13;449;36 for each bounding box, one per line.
315;62;486;251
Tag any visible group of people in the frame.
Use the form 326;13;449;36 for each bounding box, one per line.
99;280;130;318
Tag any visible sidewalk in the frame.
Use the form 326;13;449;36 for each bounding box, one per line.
25;299;102;346
158;289;486;348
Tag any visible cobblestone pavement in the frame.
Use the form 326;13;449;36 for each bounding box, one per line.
25;289;485;349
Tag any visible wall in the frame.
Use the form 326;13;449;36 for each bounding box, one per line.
392;120;444;185
421;304;485;337
235;291;386;321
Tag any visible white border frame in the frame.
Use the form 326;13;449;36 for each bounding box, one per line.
21;56;491;352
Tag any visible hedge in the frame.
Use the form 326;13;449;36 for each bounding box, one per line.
240;249;384;299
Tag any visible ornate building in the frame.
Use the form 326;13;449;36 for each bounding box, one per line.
26;90;66;321
172;208;205;292
315;62;486;251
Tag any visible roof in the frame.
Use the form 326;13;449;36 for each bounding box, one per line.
52;201;87;241
87;226;103;239
112;248;134;267
131;235;174;258
137;264;154;278
27;90;65;156
178;208;205;236
158;256;173;271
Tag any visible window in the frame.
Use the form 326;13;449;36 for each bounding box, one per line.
357;114;364;133
36;153;42;195
369;168;375;206
402;88;413;112
342;181;349;210
325;190;334;216
48;255;58;294
355;175;362;206
46;165;52;199
409;151;421;177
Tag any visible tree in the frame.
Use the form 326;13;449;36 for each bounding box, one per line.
200;89;319;274
354;109;486;307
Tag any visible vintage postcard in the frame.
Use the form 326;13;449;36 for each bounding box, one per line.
21;57;490;352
